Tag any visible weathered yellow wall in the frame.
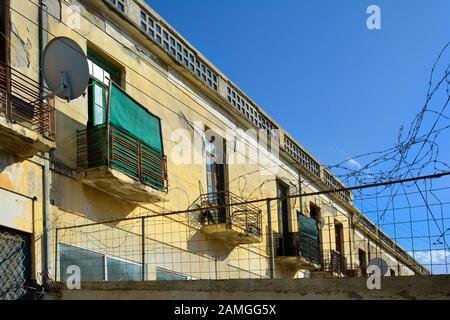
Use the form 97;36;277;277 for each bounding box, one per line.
0;0;419;284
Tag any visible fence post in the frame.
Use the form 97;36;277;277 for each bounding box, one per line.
141;217;146;281
267;199;275;279
54;228;58;281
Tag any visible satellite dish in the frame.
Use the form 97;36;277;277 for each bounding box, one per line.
43;37;89;102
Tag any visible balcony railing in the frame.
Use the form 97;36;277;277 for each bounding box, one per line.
197;191;262;240
275;232;321;266
0;61;56;140
77;123;168;192
327;250;347;275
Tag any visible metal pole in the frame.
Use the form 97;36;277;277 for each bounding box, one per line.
141;217;145;281
299;177;303;214
54;228;58;281
267;199;275;279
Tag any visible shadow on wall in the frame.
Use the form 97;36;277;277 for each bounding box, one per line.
187;230;230;261
51;172;138;223
50;107;138;221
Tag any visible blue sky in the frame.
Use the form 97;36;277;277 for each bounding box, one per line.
146;0;450;167
145;0;450;273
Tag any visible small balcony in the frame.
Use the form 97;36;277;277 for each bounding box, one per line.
321;250;348;277
275;232;322;270
76;123;167;203
197;191;262;245
0;62;56;158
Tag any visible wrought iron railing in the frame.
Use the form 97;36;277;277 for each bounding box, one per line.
0;61;56;140
77;123;168;192
197;191;262;239
328;250;347;275
274;232;321;266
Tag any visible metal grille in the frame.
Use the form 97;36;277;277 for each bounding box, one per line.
284;135;321;178
138;7;219;91
0;61;56;140
0;230;29;300
226;86;279;141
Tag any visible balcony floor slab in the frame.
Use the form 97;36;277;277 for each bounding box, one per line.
77;166;165;204
202;223;261;246
0;116;56;158
276;256;321;271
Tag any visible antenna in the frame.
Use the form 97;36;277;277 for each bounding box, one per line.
42;37;89;102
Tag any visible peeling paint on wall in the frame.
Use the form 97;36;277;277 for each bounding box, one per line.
10;23;32;68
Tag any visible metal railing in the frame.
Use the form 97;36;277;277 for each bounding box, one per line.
77;123;168;191
274;232;321;266
0;61;56;140
328;250;347;275
196;191;262;239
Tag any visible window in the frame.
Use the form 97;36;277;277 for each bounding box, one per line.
390;268;396;277
59;243;105;282
335;223;343;254
205;132;227;223
109;0;126;12
358;249;367;275
106;257;142;281
156;267;189;281
59;243;142;282
277;181;290;235
139;8;218;91
310;203;320;222
87;49;121;127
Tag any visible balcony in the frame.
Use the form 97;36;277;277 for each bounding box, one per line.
275;232;322;270
76;123;167;203
196;191;262;245
0;62;56;158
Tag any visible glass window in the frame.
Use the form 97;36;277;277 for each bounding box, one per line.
92;81;106;126
106;257;142;281
156;268;188;281
59;244;105;282
59;243;143;282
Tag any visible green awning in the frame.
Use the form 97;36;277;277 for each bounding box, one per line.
297;212;319;240
109;83;163;154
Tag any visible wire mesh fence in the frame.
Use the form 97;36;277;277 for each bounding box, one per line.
50;175;449;283
0;228;30;300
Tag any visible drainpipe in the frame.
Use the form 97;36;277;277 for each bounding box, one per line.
39;0;51;284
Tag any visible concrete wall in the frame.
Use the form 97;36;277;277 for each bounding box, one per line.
48;275;450;300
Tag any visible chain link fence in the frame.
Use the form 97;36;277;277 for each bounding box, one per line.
0;229;30;300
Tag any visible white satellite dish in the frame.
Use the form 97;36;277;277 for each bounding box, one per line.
43;37;89;102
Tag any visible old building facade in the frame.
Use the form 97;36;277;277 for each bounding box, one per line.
0;0;428;298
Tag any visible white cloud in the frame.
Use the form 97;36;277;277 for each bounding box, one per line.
412;249;450;265
346;158;362;170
